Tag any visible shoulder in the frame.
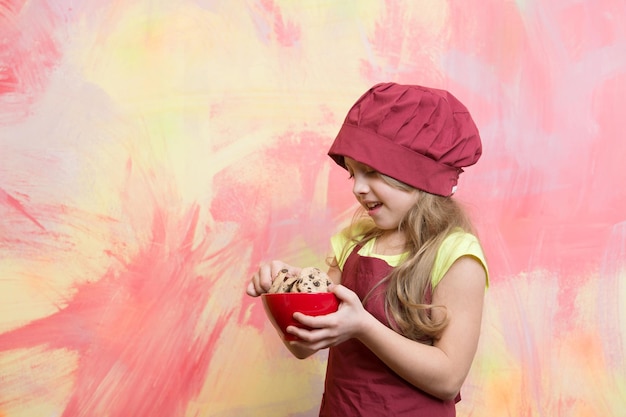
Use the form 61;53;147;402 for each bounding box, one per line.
433;230;489;288
439;231;485;259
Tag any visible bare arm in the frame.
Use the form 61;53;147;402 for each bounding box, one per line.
289;256;486;400
358;256;485;399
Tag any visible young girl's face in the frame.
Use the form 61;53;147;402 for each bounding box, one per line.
344;157;419;232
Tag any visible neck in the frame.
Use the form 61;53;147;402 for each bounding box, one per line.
374;230;406;255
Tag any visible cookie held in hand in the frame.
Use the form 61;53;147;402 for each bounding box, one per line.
268;269;299;293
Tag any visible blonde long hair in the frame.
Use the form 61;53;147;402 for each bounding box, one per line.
343;175;475;342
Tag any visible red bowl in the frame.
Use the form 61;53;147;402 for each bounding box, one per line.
261;292;339;341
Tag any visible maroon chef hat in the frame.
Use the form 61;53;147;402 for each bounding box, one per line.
328;82;482;196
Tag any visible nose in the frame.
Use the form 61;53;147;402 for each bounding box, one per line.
352;174;369;195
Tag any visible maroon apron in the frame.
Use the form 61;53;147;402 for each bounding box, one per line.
319;246;459;416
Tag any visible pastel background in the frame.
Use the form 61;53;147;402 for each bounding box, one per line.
1;0;624;416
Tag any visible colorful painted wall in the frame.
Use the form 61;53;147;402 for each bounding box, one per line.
1;1;624;416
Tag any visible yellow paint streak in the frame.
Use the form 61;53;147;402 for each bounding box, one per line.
463;269;626;416
189;323;327;417
0;348;77;417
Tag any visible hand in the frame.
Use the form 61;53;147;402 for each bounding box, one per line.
286;284;371;350
246;260;301;297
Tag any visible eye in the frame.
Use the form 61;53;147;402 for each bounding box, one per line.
360;164;376;175
364;168;378;176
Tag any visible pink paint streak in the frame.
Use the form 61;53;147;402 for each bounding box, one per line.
0;0;63;122
359;0;446;84
215;131;353;329
0;200;231;416
0;187;46;230
446;0;626;279
250;0;301;47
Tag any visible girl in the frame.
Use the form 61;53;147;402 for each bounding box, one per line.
247;83;489;416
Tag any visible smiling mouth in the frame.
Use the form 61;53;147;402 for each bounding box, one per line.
365;202;382;211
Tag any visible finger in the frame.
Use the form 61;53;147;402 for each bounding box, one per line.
292;312;332;329
287;326;331;347
258;263;274;292
269;260;285;277
270;261;300;278
250;273;263;296
292;312;314;327
285;325;304;339
246;280;259;297
286;325;319;343
330;284;357;303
